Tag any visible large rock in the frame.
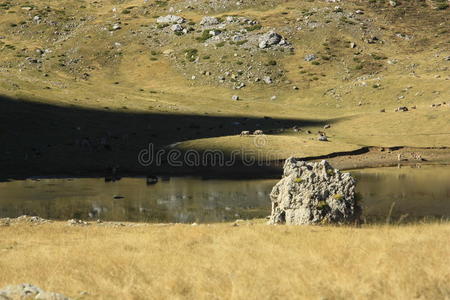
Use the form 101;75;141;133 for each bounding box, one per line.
0;284;70;300
258;31;285;49
200;16;220;26
156;15;185;24
269;158;361;225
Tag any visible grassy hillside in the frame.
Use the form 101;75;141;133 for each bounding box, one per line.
0;0;449;175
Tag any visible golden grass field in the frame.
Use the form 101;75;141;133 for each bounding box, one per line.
0;221;449;299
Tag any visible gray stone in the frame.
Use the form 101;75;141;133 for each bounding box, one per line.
232;95;239;101
395;106;408;112
170;24;184;32
318;135;328;141
263;76;272;84
112;23;121;30
304;54;317;61
208;29;221;36
258;31;283;49
269;159;361;225
200;16;220;26
0;284;70;300
156;15;185;24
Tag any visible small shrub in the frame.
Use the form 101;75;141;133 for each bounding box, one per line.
317;201;329;210
196;30;213;42
157;23;169;29
371;53;387;60
244;24;262;32
155;0;168;7
184;48;198;62
333;194;344;200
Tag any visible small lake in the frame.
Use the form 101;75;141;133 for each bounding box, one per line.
0;165;449;223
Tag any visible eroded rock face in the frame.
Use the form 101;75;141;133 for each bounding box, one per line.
0;284;70;300
269;158;361;225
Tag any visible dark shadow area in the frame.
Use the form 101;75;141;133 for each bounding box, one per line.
0;94;327;179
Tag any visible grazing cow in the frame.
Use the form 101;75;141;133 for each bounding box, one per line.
240;131;250;136
253;130;264;135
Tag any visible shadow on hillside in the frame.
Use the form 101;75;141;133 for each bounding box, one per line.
0;94;327;179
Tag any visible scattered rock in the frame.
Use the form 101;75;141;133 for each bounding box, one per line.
170;24;184;32
0;215;49;225
209;29;221;36
258;31;285;49
318;135;328;141
67;219;89;226
112;23;121;31
263;76;273;84
231;95;240;101
0;284;70;300
200;16;220;26
156;15;185;24
395;106;408;112
269;159;361;225
304;54;317;61
324;124;331;129
271;95;277;101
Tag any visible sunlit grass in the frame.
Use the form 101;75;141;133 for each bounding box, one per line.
0;221;449;299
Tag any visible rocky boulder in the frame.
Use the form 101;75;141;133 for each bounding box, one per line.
258;31;286;49
156;15;185;24
269;158;361;225
170;24;184;33
200;16;220;26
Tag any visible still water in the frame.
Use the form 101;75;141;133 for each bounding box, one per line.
0;165;449;223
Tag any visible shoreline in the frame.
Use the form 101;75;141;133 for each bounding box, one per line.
1;146;450;181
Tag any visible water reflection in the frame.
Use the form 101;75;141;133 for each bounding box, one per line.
0;177;274;223
353;165;450;222
0;165;449;223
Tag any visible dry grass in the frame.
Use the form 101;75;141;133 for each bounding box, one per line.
1;221;449;299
